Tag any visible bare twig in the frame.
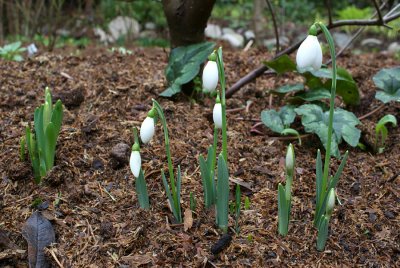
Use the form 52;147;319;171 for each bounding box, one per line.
265;0;280;53
226;7;400;98
372;0;384;24
358;103;385;120
325;0;333;26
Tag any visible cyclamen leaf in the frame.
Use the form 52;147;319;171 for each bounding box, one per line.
274;83;304;94
261;105;296;133
295;104;361;157
161;42;215;97
264;54;297;75
373;67;400;103
22;211;56;268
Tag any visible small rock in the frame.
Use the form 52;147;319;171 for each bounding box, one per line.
110;143;130;168
266;251;277;259
100;222;114;239
361;38;383;47
222;33;244;48
244;30;255;40
52;87;85;109
93;27;113;44
144;22;156;30
384;211;395;219
333;32;352;49
92;158;104;170
350;181;361;195
211;233;232;255
108;16;140;42
222;27;235;35
388;42;400;54
368;212;377;223
205;24;222;39
263;36;289;49
139;30;157;39
81;114;99;134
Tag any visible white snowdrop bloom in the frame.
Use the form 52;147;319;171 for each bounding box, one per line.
202;61;219;93
140;117;155;144
296;35;322;71
326;188;336;216
213;103;222;129
285;144;295;172
130;150;141;178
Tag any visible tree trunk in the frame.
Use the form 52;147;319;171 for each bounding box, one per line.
253;0;267;46
162;0;216;48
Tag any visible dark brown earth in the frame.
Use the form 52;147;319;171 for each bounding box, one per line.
0;46;399;267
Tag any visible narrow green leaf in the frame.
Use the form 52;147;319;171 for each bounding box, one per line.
278;183;289;236
136;169;150;209
51;100;63;137
200;155;213;208
328;151;349;190
26;127;41;182
316;216;330;251
316;149;323;213
176;165;182;222
34;106;46;169
20;137;26;161
161;170;175;219
216;154;229;233
190;192;196;211
44;122;56;170
376;114;397;147
281;128;302;145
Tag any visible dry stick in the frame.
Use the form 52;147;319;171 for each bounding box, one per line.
325;0;333;26
226;11;400;98
265;0;280;53
358;103;386;120
372;0;384;25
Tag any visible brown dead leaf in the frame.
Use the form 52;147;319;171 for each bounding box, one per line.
183;208;193;232
120;253;152;267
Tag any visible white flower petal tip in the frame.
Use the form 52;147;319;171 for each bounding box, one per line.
285;144;295;172
202;61;219;93
213;103;222;129
130;151;141;178
296;35;323;72
140;117;155;144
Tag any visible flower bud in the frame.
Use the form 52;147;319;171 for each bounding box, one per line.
140;116;155;144
213;103;222;129
130;150;141;178
202;60;219;93
296;35;322;71
285;143;295;174
325;188;335;217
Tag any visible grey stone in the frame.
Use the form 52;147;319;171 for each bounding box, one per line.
108;16;140;41
333;32;352;49
110;143;131;167
93;27;113;43
222;27;235;35
263;36;289;49
388;42;400;54
144;22;156;30
139;30;158;39
361;38;383;47
205;24;222;39
222;32;244;48
244;30;255;40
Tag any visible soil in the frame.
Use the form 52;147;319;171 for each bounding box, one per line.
0;46;399;267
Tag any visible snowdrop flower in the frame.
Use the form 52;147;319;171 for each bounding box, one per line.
130;144;141;178
285;143;295;174
296;26;322;72
27;43;38;57
325;188;336;217
213;94;222;129
202;53;219;93
140;108;156;144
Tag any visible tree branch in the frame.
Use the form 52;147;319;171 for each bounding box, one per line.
325;0;333;26
265;0;280;53
226;7;400;98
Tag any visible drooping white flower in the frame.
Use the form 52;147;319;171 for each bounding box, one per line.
140;116;155;144
130;150;141;178
296;35;322;71
202;60;219;93
325;188;336;217
285;144;295;173
213;103;222;129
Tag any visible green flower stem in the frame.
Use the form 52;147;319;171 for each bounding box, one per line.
211;126;218;180
133;127;140;148
216;47;228;162
316;22;337;210
152;99;177;207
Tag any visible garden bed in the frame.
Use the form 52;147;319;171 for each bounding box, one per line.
0;47;399;267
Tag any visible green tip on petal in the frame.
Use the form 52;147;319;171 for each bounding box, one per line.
208;51;217;62
147;107;157;118
132;143;140;152
215;92;221;103
308;24;318;36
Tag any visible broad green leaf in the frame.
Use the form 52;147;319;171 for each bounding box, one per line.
290;88;331;102
373;67;400;103
295;104;361;157
261;105;296;133
216;154;229;233
264;54;297;75
161;42;214;97
274;83;304;94
136;169;150;209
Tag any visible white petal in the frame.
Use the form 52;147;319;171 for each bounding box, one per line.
202;61;219;93
285;144;295;172
213;103;222;129
130;151;141;178
140;117;155;144
296;35;322;71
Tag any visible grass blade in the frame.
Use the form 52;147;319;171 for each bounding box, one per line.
216;154;229;233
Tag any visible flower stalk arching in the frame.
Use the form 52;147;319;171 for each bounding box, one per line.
152;98;182;222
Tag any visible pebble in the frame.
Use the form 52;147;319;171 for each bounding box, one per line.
110;143;130;168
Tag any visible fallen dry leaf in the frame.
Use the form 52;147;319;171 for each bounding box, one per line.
183;208;193;232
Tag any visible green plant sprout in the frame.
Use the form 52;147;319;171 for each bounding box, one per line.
130;127;150;209
234;184;241;234
24;87;63;184
152;99;182;223
244;196;250;210
278;143;295;236
199;48;231;233
190;192;196;211
298;22;349;251
0;41;26;61
316;188;336;250
374;114;397;154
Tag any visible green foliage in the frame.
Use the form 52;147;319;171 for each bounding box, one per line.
190;192;196;211
234;184;241;234
0;41;26;61
373;67;400;103
261;105;296;133
199;146;216;208
374;114;397;154
295;104;360;157
212;0;253;28
20;137;26;161
244;196;250;210
336;5;372;33
216;154;229;233
25;88;63;183
135;37;169;48
136;169;150;209
109;46;133;55
264;55;297;75
161;42;215;97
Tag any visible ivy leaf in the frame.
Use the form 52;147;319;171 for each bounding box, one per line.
264;55;297;75
261;105;296;133
161;42;214;97
295;104;361;157
372;67;400;103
